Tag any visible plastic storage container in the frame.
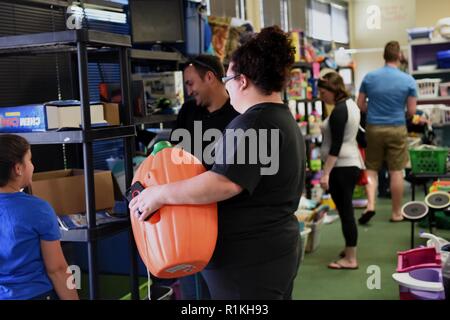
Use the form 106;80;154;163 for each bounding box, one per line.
416;78;441;98
305;216;324;253
394;268;445;300
443;253;450;301
439;82;450;96
437;50;450;69
433;124;450;147
409;146;449;174
299;227;311;263
407;27;434;41
120;283;177;300
396;247;441;273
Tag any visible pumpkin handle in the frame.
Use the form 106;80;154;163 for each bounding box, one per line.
144;170;157;187
141;170;161;224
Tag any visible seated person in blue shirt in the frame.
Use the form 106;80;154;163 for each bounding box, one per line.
0;134;79;300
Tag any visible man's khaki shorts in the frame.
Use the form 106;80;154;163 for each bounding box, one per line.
365;124;408;172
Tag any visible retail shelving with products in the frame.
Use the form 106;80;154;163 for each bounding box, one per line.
408;38;450;74
129;48;183;128
286;62;323;198
95;48;183;128
408;38;450;105
0;28;139;300
417;96;450;104
408;38;450;152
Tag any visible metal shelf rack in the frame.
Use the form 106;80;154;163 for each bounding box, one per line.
0;28;139;300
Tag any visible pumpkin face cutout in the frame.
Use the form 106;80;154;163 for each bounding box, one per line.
131;147;218;278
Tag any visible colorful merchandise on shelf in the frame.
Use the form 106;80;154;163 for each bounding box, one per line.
311;183;324;203
352;185;368;208
0;101;106;132
308;111;322;136
309;147;322;171
321;194;336;210
290;30;307;63
429;180;450;193
287;68;307;100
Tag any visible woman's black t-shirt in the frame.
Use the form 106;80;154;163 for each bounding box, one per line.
209;102;306;268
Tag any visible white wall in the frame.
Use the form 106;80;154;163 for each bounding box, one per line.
416;0;450;28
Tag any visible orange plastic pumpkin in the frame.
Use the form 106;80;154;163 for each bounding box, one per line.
131;147;218;278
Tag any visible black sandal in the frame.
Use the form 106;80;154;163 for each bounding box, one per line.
358;210;376;225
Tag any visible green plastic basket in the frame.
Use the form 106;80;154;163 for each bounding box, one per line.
409;146;449;174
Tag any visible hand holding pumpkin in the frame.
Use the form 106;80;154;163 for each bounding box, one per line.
129;185;164;221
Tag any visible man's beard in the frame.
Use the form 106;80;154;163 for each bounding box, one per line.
197;97;211;109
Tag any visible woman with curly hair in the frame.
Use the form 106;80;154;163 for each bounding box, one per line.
129;26;306;299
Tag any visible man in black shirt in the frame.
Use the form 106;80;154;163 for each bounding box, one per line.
170;55;239;299
171;55;239;169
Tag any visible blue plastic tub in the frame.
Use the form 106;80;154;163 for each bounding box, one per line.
407;28;433;40
437;50;450;69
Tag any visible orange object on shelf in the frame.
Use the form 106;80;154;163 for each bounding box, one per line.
131;147;218;278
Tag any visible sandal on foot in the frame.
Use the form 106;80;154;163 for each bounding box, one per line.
389;218;405;223
358;210;376;225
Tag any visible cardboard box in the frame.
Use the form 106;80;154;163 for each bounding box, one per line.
103;102;120;125
30;169;115;215
44;101;106;128
0;102;106;133
0;104;59;132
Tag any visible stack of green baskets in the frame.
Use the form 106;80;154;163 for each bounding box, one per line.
409;145;449;174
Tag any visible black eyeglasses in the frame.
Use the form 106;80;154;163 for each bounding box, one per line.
221;74;241;85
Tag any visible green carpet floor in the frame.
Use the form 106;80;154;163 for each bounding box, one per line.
77;185;450;300
293;190;450;300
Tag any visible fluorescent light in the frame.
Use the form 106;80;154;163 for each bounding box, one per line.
67;5;127;24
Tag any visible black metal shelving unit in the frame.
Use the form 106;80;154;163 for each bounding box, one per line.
134;114;178;125
0;28;139;300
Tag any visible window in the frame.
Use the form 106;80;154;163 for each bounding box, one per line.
288;0;307;31
331;3;349;44
280;0;289;31
237;0;247;20
261;0;281;29
308;0;331;41
308;0;349;44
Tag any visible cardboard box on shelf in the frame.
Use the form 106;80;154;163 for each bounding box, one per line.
103;102;120;125
30;169;115;215
0;101;106;132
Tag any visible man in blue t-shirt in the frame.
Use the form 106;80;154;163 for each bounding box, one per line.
357;41;417;223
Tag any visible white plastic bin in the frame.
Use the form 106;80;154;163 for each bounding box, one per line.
416;79;441;98
305;217;325;253
300;227;311;263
